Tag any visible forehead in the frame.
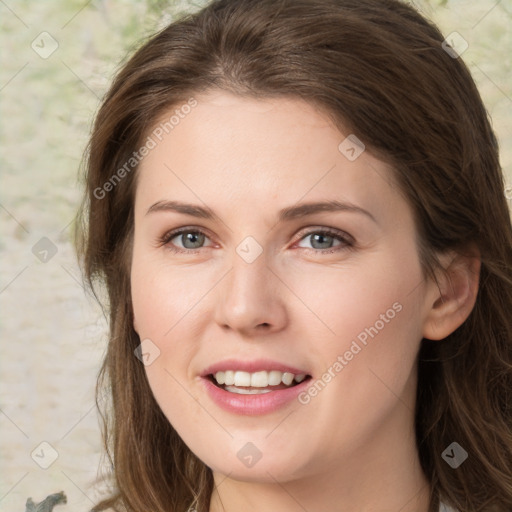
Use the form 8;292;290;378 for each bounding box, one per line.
134;90;403;224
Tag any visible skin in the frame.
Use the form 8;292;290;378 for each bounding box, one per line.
130;90;480;512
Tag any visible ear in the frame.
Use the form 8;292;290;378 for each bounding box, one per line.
422;247;481;341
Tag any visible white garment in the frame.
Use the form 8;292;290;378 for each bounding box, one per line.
439;503;459;512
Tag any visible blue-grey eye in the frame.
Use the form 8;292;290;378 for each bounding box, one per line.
175;231;206;249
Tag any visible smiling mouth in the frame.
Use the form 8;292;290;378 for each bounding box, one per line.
207;370;312;395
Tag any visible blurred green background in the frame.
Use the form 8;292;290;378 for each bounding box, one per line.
0;1;510;511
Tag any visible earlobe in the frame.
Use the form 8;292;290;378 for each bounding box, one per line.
422;248;481;341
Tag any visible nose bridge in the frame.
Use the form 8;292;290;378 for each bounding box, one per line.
214;238;286;333
225;241;271;313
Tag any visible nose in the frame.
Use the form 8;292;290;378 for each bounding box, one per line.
214;248;288;337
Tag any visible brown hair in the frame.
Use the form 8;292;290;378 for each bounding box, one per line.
74;0;512;511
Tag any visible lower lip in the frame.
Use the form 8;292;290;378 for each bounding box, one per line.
200;376;312;415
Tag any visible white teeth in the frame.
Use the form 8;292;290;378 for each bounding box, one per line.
224;370;235;386
281;372;294;386
234;371;251;387
224;385;273;395
268;370;282;386
251;371;268;387
213;370;307;388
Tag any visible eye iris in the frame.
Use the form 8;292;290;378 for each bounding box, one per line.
311;233;333;249
182;231;204;249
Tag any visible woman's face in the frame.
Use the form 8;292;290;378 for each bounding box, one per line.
130;90;434;483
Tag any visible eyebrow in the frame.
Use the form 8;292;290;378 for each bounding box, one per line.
145;199;377;223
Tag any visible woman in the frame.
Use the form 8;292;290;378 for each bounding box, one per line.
75;0;512;511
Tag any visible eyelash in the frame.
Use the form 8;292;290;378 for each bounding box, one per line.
157;226;355;255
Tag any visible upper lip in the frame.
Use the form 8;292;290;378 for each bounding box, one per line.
200;358;310;377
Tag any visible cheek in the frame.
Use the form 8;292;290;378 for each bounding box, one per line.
130;253;210;415
131;270;195;381
287;244;423;355
131;253;208;342
131;268;204;442
289;247;424;430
